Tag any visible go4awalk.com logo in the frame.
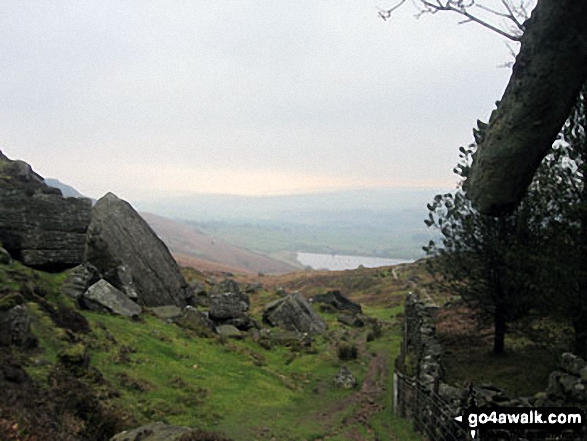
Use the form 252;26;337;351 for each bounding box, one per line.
454;407;586;439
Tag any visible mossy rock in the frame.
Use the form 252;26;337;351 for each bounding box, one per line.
58;343;90;369
0;293;25;312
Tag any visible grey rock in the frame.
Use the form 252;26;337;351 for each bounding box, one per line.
82;279;142;317
209;290;249;321
216;324;243;339
333;365;356;389
60;263;99;299
0;301;33;347
580;366;587;382
175;307;215;335
266;328;312;348
244;282;263;293
337;313;364;328
148;305;183;321
110;422;191;441
0;247;11;265
188;280;209;307
0;151;92;270
210;278;241;295
263;292;326;334
84;192;190;307
439;383;464;404
560;352;586;376
310;290;362;314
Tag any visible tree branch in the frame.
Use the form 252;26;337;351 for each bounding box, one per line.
380;0;525;41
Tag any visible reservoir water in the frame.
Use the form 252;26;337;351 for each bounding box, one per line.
296;252;413;271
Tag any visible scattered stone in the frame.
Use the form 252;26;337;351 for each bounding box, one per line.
84;192;190;307
209;284;255;330
210;279;242;296
0;247;11;265
0;151;92;270
337;313;364;328
175;307;215;335
268;329;312;348
309;290;362;314
148;305;183;321
560;352;587;376
60;263;100;299
110;422;235;441
333;365;356;389
0;295;34;347
81;279;142;317
216;324;243;339
188;280;209;307
263;292;327;335
109;422;191;441
244;282;263;294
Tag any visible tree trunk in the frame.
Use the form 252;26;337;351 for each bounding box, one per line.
466;0;587;215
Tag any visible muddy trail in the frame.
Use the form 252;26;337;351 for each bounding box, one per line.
314;338;398;441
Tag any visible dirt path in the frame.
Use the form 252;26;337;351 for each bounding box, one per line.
314;337;398;441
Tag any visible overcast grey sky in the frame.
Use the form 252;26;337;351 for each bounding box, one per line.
0;1;525;202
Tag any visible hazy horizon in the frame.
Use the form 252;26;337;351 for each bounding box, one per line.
0;1;521;202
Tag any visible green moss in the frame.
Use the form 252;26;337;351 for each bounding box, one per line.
58;343;89;367
0;292;25;311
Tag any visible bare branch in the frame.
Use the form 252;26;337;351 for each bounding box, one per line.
378;0;407;20
380;0;529;41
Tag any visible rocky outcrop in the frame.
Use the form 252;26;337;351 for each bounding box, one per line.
84;193;190;307
81;280;142;317
208;279;256;330
310;290;362;314
263;292;327;335
0;151;92;270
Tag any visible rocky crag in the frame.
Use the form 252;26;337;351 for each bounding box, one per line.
0;150;92;271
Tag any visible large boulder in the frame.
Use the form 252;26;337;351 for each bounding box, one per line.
0;151;92;270
81;279;142;317
263;292;327;334
208;279;256;330
309;290;362;314
84;193;190;307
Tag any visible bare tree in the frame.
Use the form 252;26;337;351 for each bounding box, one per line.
379;0;534;41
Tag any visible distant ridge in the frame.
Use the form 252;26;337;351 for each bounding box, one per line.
44;178;87;198
140;212;301;275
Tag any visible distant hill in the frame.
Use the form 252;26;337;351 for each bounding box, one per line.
140;212;301;275
135;188;447;260
44;178;87;198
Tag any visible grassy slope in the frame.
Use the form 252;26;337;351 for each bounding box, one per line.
1;260;426;441
6;256;569;440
